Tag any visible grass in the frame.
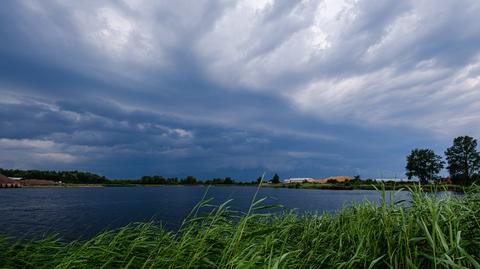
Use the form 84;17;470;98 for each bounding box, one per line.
27;181;472;193
266;182;472;192
1;185;479;268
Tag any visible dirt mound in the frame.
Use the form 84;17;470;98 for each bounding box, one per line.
324;176;353;182
306;176;353;184
0;174;15;184
20;179;62;186
0;174;22;187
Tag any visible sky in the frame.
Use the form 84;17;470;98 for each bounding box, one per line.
1;0;480;180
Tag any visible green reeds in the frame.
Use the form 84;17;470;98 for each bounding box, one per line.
1;185;479;268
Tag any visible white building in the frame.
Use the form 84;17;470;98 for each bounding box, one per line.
283;177;314;183
374;178;414;182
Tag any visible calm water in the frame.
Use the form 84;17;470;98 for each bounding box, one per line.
0;186;407;240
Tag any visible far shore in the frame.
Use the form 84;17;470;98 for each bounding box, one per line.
4;182;472;192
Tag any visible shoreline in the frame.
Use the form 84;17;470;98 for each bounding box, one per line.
3;182;473;192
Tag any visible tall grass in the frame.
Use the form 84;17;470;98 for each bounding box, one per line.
1;185;479;268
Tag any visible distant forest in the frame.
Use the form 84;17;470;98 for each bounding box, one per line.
0;168;250;185
0;168;108;184
109;176;251;185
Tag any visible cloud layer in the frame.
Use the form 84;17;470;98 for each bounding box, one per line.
1;0;479;179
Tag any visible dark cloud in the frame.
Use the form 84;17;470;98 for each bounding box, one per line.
0;93;430;179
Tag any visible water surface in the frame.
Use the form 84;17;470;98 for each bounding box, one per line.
0;186;406;240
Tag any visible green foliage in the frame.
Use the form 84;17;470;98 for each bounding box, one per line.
1;186;480;268
224;177;233;184
445;136;480;185
181;176;197;184
271;173;280;184
327;178;338;183
351;175;363;185
105;176;251;186
406;148;444;184
139;175;178;184
0;168;107;184
205;177;235;184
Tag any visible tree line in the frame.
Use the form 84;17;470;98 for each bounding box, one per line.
113;176;263;185
406;136;480;185
0;168;108;184
0;168;278;185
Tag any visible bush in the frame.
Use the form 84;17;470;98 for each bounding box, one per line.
327;178;338;184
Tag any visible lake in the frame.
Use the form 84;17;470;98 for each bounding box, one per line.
0;186;407;240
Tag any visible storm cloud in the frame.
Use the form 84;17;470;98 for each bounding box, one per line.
1;0;479;179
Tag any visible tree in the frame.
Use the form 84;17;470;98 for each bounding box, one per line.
256;176;262;184
271;173;280;184
352;175;362;184
224;177;233;184
327;178;338;184
182;176;197;184
406;148;444;184
0;168;108;184
445;136;480;185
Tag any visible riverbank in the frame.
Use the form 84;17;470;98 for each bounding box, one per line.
6;182;475;193
1;187;479;268
263;182;472;192
96;182;477;193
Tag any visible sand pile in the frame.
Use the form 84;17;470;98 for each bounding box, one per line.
0;174;15;184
